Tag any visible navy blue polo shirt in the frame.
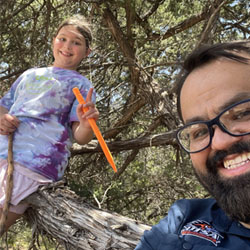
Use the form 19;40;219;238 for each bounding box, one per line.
135;198;250;249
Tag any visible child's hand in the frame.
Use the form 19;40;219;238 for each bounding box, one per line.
0;114;20;135
72;88;99;145
76;88;99;128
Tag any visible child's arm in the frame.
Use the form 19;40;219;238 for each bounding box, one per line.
72;88;99;145
0;106;20;135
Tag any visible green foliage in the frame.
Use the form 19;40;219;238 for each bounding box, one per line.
0;219;62;249
1;0;250;247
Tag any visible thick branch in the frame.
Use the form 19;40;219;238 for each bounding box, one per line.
148;1;225;41
71;131;177;156
102;4;135;63
196;0;227;47
114;149;139;179
0;69;27;81
25;183;150;249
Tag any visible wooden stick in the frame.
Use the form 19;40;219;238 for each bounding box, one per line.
0;133;14;237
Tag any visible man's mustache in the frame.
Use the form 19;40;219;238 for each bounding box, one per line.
206;141;250;172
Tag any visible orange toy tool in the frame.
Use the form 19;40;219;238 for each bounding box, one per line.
73;87;117;173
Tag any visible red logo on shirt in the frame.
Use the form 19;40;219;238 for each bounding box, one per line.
181;220;223;246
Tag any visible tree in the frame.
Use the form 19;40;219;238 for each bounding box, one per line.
25;182;151;249
1;0;250;248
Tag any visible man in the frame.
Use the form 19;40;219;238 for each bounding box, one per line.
136;41;250;249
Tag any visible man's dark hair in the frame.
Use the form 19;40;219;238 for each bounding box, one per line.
176;41;250;121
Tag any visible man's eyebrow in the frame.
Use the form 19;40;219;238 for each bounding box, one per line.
217;93;250;111
185;93;250;125
185;116;206;124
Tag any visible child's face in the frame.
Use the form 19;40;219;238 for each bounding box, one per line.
52;25;90;70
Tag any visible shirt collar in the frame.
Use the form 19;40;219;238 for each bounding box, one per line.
211;201;250;237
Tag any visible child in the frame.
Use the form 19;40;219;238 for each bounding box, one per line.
0;15;99;232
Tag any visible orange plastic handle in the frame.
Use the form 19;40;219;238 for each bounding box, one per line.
73;87;117;173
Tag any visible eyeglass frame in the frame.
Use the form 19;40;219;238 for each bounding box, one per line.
176;98;250;154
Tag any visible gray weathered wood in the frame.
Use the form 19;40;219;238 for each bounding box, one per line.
25;182;151;249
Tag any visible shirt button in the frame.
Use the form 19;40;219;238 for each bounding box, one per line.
182;242;193;249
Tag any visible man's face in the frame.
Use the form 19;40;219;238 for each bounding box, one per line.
180;57;250;222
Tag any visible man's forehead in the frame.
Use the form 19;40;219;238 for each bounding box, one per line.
180;58;250;123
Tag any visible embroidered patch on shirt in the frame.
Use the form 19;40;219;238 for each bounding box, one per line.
181;220;223;246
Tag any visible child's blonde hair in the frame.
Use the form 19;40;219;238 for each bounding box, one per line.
55;15;92;49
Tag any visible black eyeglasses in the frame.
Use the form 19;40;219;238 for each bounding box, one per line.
176;98;250;153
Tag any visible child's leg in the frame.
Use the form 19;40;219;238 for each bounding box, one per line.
0;208;22;232
0;160;52;233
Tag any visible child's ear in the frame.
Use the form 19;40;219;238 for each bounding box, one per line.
52;37;56;49
86;47;92;57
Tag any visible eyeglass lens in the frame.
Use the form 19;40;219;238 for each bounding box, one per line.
178;100;250;153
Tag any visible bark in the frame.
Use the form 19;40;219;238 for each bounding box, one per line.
0;133;14;236
71;131;177;156
25;182;151;250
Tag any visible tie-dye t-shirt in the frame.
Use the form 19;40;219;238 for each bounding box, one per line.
0;67;95;181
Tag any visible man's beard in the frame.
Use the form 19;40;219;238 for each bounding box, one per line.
195;141;250;223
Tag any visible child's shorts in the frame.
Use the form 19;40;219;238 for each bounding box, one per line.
0;159;52;214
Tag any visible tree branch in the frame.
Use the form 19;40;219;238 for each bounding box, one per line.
196;0;227;47
25;183;151;249
71;131;177;156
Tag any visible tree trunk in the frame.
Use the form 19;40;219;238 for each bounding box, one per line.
25;182;151;249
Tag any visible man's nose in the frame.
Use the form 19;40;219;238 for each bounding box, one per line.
210;126;242;151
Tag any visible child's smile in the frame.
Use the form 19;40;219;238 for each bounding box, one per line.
52;25;90;70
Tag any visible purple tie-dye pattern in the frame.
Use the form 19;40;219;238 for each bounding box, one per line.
0;67;95;181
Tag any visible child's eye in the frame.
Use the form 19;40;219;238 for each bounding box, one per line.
73;41;81;45
58;37;66;42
